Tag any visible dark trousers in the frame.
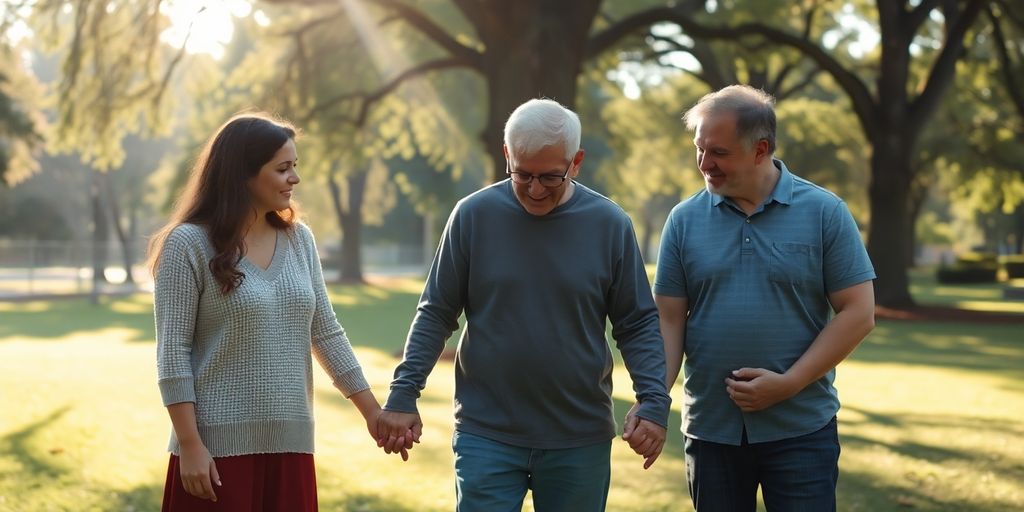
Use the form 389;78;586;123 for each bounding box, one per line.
685;417;840;512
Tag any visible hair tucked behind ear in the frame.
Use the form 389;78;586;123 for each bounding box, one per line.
147;112;301;294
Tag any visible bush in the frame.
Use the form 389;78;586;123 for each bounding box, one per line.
1000;255;1024;279
936;265;999;284
937;252;999;284
957;251;998;265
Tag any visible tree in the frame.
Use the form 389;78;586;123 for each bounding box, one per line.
588;73;704;259
283;0;986;306
248;4;474;282
592;4;860;260
29;0;1024;307
598;0;994;306
926;4;1024;254
0;45;44;185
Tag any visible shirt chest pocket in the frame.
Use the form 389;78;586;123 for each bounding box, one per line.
769;242;822;288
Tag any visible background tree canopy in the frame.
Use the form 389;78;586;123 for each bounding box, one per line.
1;0;1022;307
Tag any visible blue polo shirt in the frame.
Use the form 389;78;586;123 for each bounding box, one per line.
653;159;874;445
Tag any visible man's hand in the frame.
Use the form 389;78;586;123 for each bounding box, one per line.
725;368;799;412
621;402;667;469
376;410;423;461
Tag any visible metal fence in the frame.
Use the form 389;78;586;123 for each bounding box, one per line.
0;240;428;299
0;239;149;298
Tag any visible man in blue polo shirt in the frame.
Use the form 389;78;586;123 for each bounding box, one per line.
652;85;876;511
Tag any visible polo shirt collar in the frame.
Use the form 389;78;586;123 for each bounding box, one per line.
770;159;794;205
709;158;794;208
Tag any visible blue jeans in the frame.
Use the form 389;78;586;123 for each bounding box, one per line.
452;430;611;512
685;417;840;512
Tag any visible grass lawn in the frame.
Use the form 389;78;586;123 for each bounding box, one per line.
1;272;1022;511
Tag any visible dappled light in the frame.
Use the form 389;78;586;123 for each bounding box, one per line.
1;0;1023;510
1;275;1022;510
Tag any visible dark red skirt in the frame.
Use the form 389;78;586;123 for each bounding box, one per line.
161;453;317;511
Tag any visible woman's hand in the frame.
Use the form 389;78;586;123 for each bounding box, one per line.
178;440;221;502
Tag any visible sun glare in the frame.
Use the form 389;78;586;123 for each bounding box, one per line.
159;0;252;60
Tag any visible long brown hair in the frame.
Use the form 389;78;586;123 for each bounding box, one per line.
148;112;301;294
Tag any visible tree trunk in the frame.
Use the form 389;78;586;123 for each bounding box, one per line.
904;176;930;268
422;208;436;269
1014;204;1024;254
101;172;135;284
478;0;600;181
639;208;654;263
327;169;368;284
89;170;108;303
340;171;367;283
866;143;915;308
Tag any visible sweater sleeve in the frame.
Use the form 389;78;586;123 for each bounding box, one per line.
607;216;672;428
383;204;467;414
298;224;370;398
154;225;203;406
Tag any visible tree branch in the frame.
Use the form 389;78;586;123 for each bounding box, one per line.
994;0;1024;29
906;0;946;30
278;9;346;37
988;3;1024;122
908;0;985;133
364;0;483;70
450;0;487;32
776;68;822;102
587;6;877;129
301;57;470;126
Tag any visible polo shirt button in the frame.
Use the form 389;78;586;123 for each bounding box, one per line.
744;237;750;243
746;219;751;223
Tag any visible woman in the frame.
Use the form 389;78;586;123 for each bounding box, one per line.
149;113;394;510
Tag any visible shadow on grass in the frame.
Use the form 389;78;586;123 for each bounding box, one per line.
0;296;154;342
320;491;426;512
838;464;1020;512
856;321;1024;386
837;406;1024;511
841;406;1024;474
0;406;72;480
0;281;421;348
78;481;419;512
110;482;164;510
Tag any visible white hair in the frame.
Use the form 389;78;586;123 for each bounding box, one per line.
503;98;581;160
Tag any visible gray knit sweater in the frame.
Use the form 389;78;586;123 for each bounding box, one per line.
155;222;369;457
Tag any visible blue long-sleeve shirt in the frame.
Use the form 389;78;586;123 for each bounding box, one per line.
384;180;671;449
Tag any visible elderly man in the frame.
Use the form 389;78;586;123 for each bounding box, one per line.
655;84;876;511
378;98;671;511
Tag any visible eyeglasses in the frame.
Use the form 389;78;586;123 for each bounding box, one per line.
506;159;572;188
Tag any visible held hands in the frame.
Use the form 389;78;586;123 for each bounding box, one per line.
725;368;800;412
177;441;221;502
621;402;667;469
376;410;423;461
349;389;420;461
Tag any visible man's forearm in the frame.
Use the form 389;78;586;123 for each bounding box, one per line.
785;299;874;389
661;320;685;389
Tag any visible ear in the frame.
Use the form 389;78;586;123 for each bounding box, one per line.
570;149;585;177
753;139;771;164
502;144;510;161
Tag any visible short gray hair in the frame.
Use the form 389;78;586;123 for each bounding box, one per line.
504;98;581;160
683;85;777;155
